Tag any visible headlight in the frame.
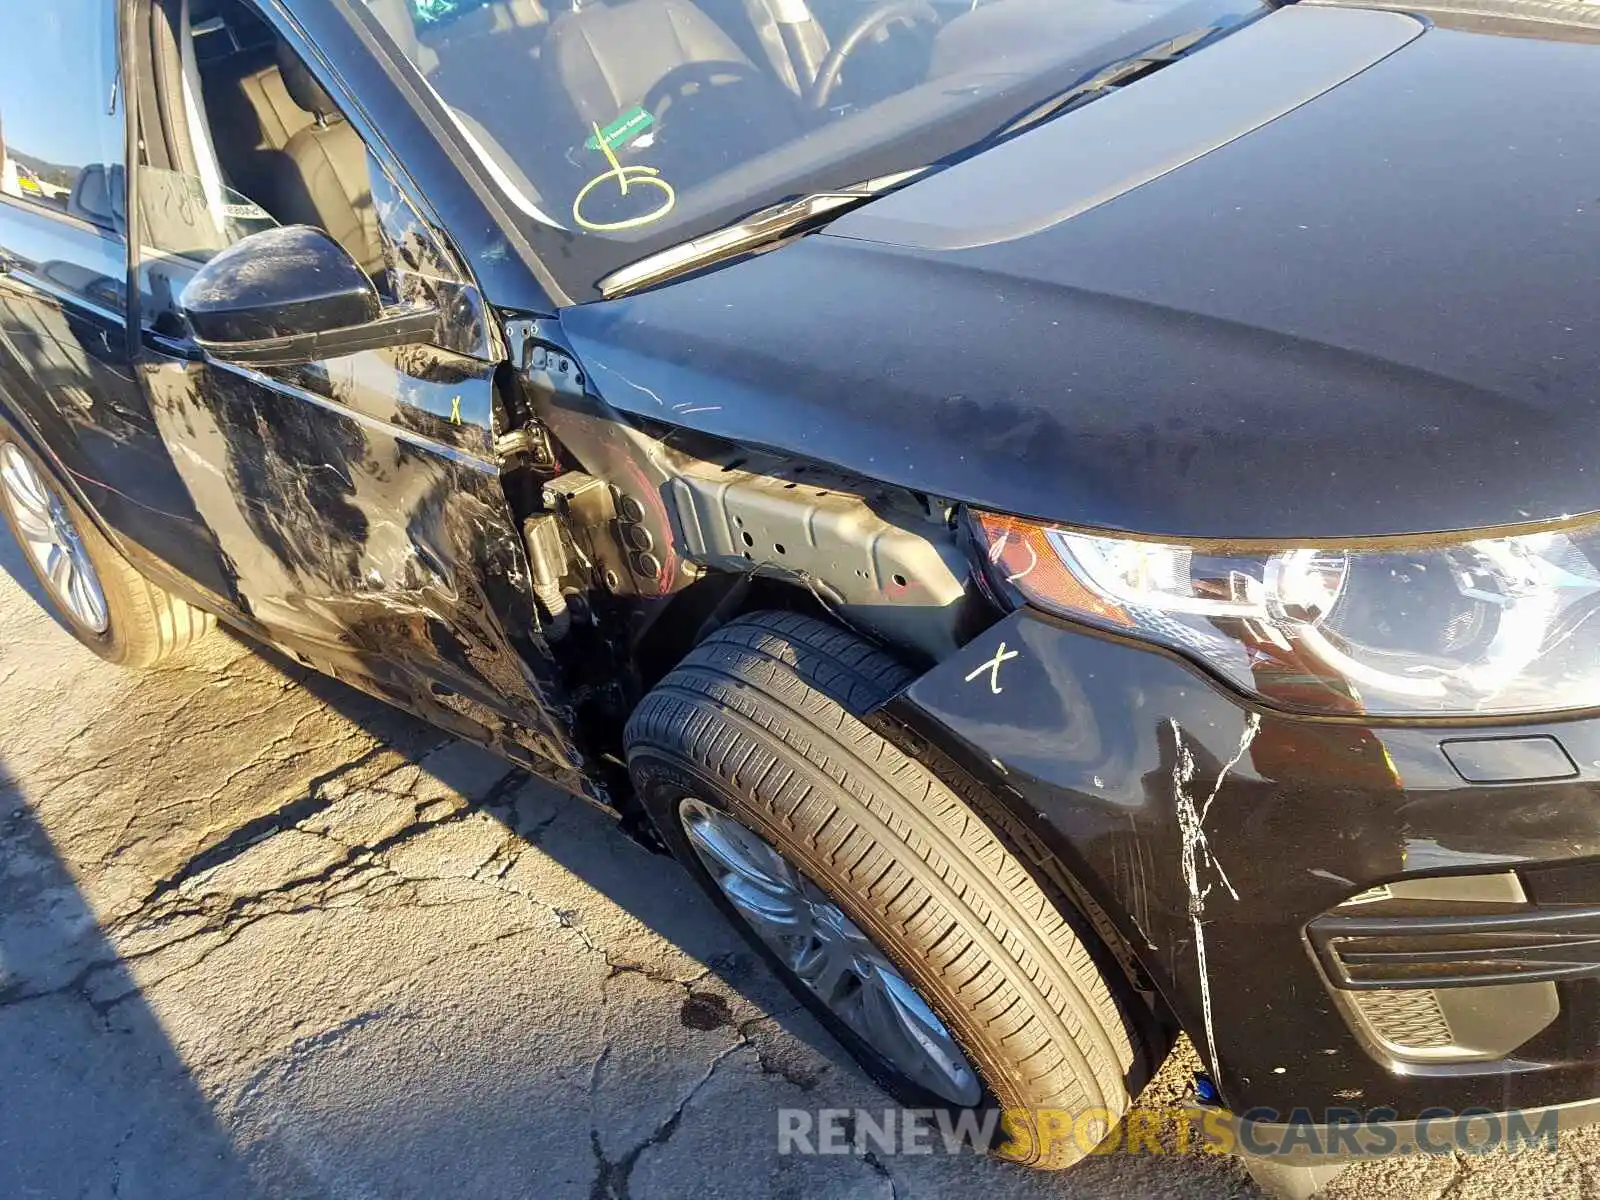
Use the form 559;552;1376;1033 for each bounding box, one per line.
971;511;1600;717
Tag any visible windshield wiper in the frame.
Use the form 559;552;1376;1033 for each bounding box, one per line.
597;167;927;298
993;27;1219;142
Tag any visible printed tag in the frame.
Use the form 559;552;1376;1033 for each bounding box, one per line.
584;106;656;153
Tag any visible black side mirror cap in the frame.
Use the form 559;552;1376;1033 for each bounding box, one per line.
179;224;436;366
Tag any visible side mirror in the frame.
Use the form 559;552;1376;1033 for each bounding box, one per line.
179;225;436;366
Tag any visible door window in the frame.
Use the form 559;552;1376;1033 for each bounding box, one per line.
137;0;485;354
0;1;126;230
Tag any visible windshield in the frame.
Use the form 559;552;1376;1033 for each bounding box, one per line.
358;0;1257;299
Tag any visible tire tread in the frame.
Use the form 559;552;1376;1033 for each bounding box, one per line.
626;612;1138;1168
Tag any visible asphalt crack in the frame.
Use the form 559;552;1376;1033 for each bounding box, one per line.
4;671;828;1192
233;1006;402;1112
587;1039;746;1200
135;744;397;906
0;760;529;1016
861;1147;901;1199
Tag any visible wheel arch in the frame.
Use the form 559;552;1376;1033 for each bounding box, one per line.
629;569;839;694
626;597;1178;1096
869;691;1184;1086
0;403;124;554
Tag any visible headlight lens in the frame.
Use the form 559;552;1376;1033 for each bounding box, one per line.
972;511;1600;717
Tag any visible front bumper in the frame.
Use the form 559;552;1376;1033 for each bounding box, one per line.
885;609;1600;1120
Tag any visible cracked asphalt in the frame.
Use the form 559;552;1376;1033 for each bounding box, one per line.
2;534;1597;1200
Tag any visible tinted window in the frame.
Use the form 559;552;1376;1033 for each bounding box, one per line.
0;1;125;230
362;0;1259;297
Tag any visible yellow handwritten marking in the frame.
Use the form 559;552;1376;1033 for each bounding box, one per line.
572;122;676;232
450;395;462;425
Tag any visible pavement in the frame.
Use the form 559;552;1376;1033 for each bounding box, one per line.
1;530;1598;1200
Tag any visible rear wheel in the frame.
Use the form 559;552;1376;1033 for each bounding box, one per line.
625;611;1141;1168
0;433;213;666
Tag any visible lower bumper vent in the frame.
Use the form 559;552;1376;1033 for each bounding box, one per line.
1351;988;1453;1052
1311;872;1562;1064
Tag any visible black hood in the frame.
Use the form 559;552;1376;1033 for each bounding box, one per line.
560;4;1600;541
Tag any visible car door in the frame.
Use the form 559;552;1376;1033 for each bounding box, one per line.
0;0;238;614
128;0;585;789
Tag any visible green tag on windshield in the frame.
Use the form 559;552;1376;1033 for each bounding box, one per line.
584;106;655;153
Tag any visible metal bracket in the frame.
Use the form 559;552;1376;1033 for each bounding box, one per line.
666;451;969;659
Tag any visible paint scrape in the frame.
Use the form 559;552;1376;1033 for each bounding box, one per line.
1171;712;1261;1086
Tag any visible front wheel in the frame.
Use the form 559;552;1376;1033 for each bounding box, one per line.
0;432;213;666
625;611;1141;1169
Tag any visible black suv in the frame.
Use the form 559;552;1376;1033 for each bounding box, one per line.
4;0;1600;1187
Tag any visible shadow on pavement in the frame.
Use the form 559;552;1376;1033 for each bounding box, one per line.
0;758;265;1199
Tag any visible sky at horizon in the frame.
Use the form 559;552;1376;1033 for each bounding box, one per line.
0;1;123;178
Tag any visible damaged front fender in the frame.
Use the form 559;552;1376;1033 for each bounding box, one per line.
884;608;1600;1120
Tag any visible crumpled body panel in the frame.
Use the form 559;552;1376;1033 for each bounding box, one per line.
142;342;589;794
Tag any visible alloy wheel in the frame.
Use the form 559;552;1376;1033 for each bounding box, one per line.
679;797;982;1106
0;443;109;633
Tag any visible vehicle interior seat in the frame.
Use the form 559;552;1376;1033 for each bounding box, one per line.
271;44;387;276
540;0;812;190
543;0;806;176
199;44;317;214
733;0;829;96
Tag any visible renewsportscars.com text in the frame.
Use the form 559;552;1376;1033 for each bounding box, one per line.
777;1106;1562;1160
